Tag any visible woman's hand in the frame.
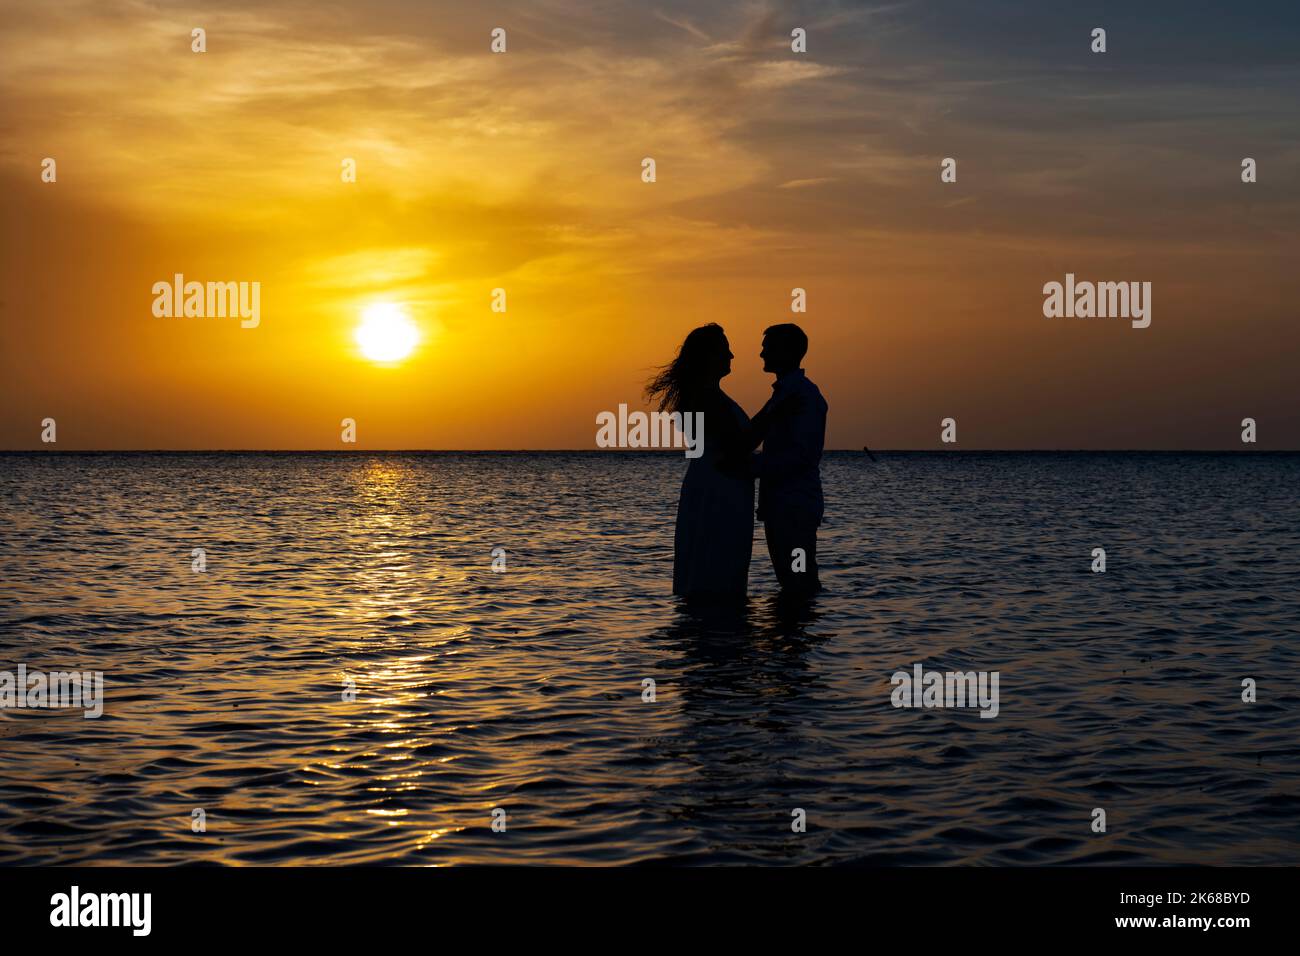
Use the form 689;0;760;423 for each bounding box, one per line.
768;392;806;420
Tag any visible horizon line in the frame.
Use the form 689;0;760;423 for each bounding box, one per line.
2;448;1295;455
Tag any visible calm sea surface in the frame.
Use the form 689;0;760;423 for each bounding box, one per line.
1;452;1297;865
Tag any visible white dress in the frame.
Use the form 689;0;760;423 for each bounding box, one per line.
672;393;754;601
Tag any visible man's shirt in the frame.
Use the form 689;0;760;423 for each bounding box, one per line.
754;368;827;524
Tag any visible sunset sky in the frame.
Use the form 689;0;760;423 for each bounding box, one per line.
2;0;1298;449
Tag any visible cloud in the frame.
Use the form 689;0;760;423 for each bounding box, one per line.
777;177;836;189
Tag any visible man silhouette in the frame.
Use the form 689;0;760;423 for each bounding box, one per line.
752;323;827;597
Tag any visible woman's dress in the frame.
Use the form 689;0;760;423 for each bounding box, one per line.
672;391;754;602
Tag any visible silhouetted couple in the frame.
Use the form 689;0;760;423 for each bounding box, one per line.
647;323;827;604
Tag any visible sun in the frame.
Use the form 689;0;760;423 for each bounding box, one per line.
355;303;419;363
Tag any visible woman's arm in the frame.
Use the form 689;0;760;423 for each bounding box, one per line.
740;391;804;452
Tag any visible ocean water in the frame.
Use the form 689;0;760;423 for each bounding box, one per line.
1;451;1297;866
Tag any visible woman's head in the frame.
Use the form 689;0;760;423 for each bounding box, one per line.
645;323;732;413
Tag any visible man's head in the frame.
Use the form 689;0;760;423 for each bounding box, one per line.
760;323;808;375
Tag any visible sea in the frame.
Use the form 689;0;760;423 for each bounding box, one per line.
1;451;1297;865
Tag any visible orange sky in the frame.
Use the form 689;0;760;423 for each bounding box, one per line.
2;0;1298;449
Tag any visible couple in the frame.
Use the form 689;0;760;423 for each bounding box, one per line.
647;323;828;604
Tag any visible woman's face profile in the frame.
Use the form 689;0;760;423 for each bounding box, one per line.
716;335;733;379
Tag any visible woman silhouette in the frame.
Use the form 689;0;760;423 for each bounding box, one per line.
647;324;789;603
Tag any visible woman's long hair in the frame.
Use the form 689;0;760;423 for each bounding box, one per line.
645;324;726;414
